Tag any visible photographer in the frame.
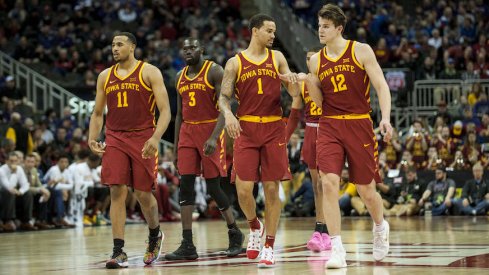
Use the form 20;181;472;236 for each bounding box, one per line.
406;120;429;169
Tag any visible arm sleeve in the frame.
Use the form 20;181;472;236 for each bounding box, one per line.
285;108;301;142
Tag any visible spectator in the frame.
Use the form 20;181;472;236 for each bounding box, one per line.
0;152;37;231
473;93;489;118
1;75;25;103
467;82;483;107
288;175;315;217
462;131;481;166
118;2;137;23
43;154;75;228
455;162;489;215
439;58;461;79
418;165;456;216
429;100;452;126
432;125;457;165
6;112;34;155
406;120;429;168
387;166;425;216
24;153;53;229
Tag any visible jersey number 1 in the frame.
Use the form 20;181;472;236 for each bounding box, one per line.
117;91;128;108
257;78;264;94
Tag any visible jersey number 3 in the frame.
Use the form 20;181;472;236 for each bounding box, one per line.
330;74;347;93
189;92;196;106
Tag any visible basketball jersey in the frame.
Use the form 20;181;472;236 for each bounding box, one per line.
317;40;371;116
104;61;155;131
235;49;282;117
176;60;219;122
301;82;322;123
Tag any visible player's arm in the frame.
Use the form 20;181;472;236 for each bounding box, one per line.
142;64;171;159
88;68;110;155
304;52;323;107
274;50;300;97
173;70;183;165
285;95;304;141
355;42;393;141
204;63;225;156
219;57;241;139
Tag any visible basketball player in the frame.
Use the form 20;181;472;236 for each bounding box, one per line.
285;48;331;252
305;4;393;269
88;32;171;269
219;14;303;268
165;38;244;261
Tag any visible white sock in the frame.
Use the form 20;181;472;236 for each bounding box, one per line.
374;220;385;232
330;235;343;248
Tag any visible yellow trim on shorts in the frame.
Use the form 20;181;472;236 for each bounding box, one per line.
239;115;282;123
323;113;370;120
184;119;218;124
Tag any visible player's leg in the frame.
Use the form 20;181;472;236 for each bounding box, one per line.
316;119;347;269
165;145;199;260
308;168;331;251
101;140;131;269
129;129;164;265
347;119;389;262
256;121;291;268
202;131;244;257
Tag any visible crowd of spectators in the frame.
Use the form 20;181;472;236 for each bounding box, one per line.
285;0;489;80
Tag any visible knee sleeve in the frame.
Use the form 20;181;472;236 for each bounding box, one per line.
206;177;230;211
179;175;196;206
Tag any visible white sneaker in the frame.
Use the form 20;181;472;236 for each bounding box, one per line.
325;246;347;269
257;246;275;268
373;220;390;261
246;220;264;259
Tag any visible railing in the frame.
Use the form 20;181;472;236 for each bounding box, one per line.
411;79;489;119
0;50;91;125
253;0;319;72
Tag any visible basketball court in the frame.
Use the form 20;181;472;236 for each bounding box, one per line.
1;216;488;274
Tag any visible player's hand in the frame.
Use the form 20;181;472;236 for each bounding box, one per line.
89;140;106;155
204;137;218;156
379;119;393;142
224;112;241;139
142;137;159;159
297;72;308;81
278;72;299;84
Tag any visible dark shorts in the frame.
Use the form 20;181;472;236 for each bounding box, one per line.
177;122;226;178
316;117;378;185
302;123;319;169
101;128;158;192
232;120;291;182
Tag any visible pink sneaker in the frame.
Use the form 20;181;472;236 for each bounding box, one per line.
322;233;332;250
306;232;324;252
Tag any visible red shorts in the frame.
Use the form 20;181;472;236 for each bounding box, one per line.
233;120;291;182
177;122;226;178
101;128;158;192
316;117;378;185
302;123;319;169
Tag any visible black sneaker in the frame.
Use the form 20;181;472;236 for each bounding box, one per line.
164;239;198;260
226;228;244;257
106;251;128;269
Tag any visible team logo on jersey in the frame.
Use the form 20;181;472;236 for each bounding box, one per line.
266;63;273;68
130;77;137;82
343;58;350;63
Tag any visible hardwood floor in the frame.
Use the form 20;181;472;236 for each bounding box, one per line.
1;216;488;274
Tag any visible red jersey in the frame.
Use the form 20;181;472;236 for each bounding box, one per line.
317;40;371;116
235;49;282;117
176;60;219;122
301;82;322;123
104;61;155;131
